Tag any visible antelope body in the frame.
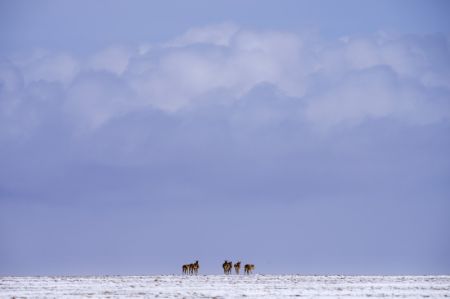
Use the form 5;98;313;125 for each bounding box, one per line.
222;260;232;274
234;261;241;274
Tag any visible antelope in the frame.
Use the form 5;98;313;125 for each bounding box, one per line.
182;260;199;275
222;260;228;274
192;260;199;275
222;260;232;274
234;261;241;274
244;264;255;274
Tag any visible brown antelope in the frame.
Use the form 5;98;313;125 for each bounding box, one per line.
182;260;199;275
234;261;241;274
244;264;255;274
222;260;232;274
192;260;199;275
222;260;228;274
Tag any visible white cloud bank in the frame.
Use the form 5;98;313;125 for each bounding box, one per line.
1;23;449;135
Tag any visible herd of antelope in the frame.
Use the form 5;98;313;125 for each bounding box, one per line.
181;260;255;275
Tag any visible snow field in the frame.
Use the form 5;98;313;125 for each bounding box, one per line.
1;275;449;298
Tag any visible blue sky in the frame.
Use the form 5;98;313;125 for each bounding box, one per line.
1;0;450;54
0;0;449;275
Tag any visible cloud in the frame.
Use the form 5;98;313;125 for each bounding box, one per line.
88;46;133;75
305;65;450;128
0;25;449;200
128;27;449;127
10;49;79;86
3;25;449;129
64;71;137;130
166;22;239;47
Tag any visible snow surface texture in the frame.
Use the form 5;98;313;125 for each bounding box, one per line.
1;275;449;298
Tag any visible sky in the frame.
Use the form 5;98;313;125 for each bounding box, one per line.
0;0;449;275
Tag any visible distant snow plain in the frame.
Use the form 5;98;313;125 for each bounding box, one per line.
1;275;449;298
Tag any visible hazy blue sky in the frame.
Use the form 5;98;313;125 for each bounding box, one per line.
0;0;449;275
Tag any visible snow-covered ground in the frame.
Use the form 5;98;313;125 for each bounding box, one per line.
1;275;449;298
